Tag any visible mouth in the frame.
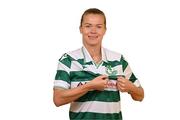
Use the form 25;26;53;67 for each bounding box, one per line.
88;36;98;40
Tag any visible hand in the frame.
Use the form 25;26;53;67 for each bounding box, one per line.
89;75;108;91
117;76;135;93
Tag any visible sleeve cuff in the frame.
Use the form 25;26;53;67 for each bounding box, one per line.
133;80;141;87
54;80;70;89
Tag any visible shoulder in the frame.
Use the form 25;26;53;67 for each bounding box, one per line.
104;47;123;61
67;48;84;60
59;48;83;61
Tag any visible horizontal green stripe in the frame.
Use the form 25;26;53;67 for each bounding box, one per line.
70;71;100;82
59;57;72;69
77;58;93;66
70;71;120;82
129;73;137;83
76;59;84;65
76;58;123;69
55;70;70;84
102;60;121;68
59;53;77;68
70;111;122;120
75;90;120;102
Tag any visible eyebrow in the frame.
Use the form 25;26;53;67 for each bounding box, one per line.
84;23;103;26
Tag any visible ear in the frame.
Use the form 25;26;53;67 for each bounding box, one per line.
79;26;82;34
103;28;107;35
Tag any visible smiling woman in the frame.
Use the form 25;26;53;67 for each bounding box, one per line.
79;9;107;60
53;8;144;120
80;14;106;49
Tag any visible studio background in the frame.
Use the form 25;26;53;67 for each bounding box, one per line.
0;0;180;120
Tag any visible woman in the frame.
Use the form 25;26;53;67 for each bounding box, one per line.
53;8;144;120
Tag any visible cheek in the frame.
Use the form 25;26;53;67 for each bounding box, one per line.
80;28;88;34
98;33;105;38
98;30;106;36
82;30;90;35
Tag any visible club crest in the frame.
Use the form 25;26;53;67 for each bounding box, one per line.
105;65;118;76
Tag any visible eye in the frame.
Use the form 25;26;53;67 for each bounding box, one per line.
84;25;91;28
97;26;102;29
85;25;90;28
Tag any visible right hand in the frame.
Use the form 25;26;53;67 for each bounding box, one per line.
88;75;108;91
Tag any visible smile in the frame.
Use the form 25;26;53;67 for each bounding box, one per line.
88;36;98;39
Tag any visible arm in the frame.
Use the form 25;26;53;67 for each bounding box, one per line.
128;86;144;101
119;55;144;101
117;77;144;101
53;83;91;107
53;75;108;107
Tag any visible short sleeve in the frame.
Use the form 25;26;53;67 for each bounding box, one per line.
54;53;71;89
120;55;141;87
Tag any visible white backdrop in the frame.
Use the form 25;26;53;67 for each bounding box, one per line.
0;0;180;120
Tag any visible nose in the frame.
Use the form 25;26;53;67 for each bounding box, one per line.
90;27;97;33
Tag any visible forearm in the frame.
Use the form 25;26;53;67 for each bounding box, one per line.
129;86;144;101
54;83;92;106
55;91;86;106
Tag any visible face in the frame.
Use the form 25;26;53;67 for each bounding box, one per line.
80;14;106;47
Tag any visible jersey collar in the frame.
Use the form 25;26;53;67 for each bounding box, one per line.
81;46;108;64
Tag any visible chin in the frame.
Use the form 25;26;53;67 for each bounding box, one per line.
83;38;102;47
87;41;101;46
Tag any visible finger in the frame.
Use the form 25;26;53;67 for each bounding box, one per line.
120;89;126;92
118;76;125;80
118;86;126;92
100;75;108;80
118;78;126;83
118;84;129;92
118;84;127;91
117;80;125;84
118;75;125;78
103;78;109;81
96;75;107;81
117;77;124;82
105;83;108;88
118;76;124;78
105;84;109;88
118;82;125;88
105;80;109;87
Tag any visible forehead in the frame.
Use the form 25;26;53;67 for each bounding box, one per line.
82;14;105;24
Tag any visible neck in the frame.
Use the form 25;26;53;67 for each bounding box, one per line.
83;44;102;63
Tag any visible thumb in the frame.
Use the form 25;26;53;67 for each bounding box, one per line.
100;75;108;80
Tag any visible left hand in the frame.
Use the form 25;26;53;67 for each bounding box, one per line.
117;76;135;93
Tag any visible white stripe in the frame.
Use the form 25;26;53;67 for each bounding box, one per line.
113;65;124;76
67;48;84;60
124;65;132;79
71;81;88;89
105;80;118;91
133;80;141;87
54;80;70;89
70;101;121;113
96;65;107;75
83;64;124;76
83;64;97;72
57;62;70;74
71;80;118;91
70;61;83;71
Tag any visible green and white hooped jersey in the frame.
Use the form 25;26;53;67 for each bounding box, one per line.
54;46;141;120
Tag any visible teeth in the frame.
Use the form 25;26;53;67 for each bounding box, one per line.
89;36;98;38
